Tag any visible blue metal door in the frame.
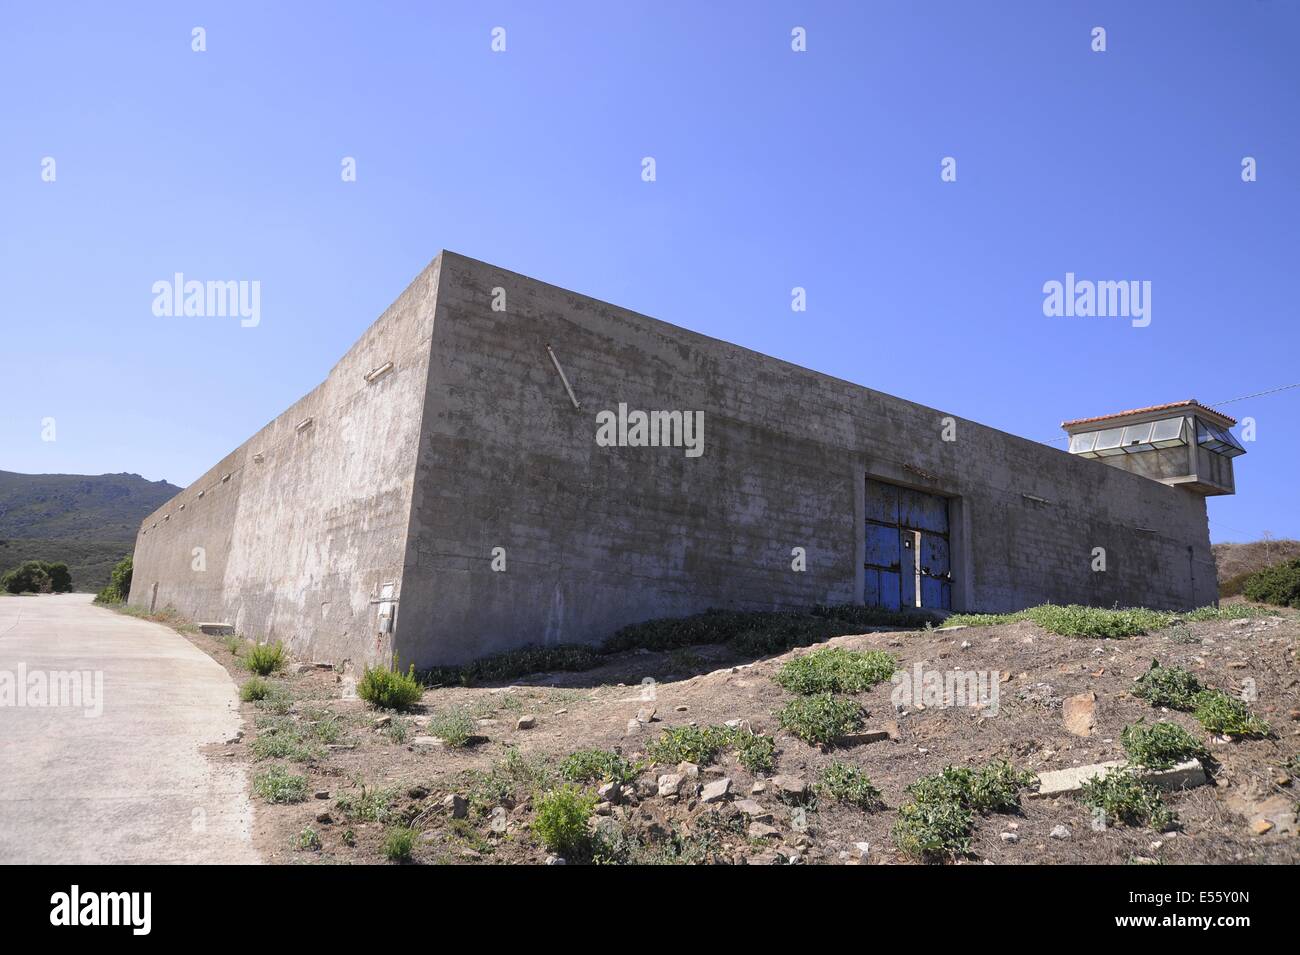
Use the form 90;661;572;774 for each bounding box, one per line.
864;479;952;611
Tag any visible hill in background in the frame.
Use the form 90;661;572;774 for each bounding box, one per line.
1213;538;1300;596
0;470;181;592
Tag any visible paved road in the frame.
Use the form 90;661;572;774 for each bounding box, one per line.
0;594;258;863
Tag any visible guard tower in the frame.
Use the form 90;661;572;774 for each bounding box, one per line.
1062;400;1245;496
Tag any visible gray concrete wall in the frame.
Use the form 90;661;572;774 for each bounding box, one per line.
395;253;1218;666
128;258;443;666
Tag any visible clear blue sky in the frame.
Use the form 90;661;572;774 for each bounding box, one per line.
2;1;1296;543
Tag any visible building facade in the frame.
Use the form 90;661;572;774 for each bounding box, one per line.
129;252;1230;666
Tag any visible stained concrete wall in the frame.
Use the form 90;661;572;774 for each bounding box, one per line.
395;253;1217;666
128;259;443;665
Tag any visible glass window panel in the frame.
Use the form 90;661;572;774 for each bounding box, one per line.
1150;416;1185;446
1094;427;1126;455
1121;422;1155;448
1069;431;1098;454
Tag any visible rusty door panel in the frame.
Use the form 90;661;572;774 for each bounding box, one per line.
865;522;900;568
898;487;949;535
865;478;951;612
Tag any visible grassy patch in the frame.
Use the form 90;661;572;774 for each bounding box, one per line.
1121;720;1207;770
1132;662;1204;709
947;603;1278;638
893;760;1034;861
594;812;746;865
1241;557;1300;609
465;748;559;813
335;782;400;823
295;828;322;851
253;766;307;804
776;694;863;747
382;826;417;863
646;725;735;765
244;642;286;676
732;730;777;774
1080;768;1176;831
816;762;883;810
428;705;477;748
356;663;423;712
533;785;598;857
1192;690;1271;737
250;719;322;762
560;749;642;786
239;676;274;702
422;644;602;687
774;646;897;695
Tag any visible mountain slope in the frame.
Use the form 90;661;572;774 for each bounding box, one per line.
0;470;180;540
0;470;181;591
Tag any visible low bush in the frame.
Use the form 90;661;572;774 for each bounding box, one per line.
382;826;417;863
1192;690;1271;737
816;762;883;810
533;785;598;857
1241;557;1300;609
776;694;863;747
892;799;975;860
335;782;399;823
948;603;1278;637
1080;769;1176;831
253;766;308;804
893;759;1034;861
560;749;642;786
356;662;424;712
1132;662;1203;709
239;677;273;702
732;730;776;774
250;720;321;762
422;644;602;687
646;725;734;765
774;646;896;695
428;706;477;747
1120;720;1207;770
295;828;322;851
465;749;558;812
93;555;133;604
2;559;73;594
244;642;286;676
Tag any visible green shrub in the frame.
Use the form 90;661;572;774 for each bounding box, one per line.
428;706;476;747
253;766;308;804
335;782;399;823
239;677;273;702
1121;720;1207;769
947;603;1278;637
776;694;863;747
892;799;974;860
295;828;322;851
93;555;133;603
906;760;1034;814
560;749;641;785
732;730;776;773
1132;662;1203;709
646;725;734;765
774;646;897;695
422;644;601;687
1241;557;1300;608
356;662;424;711
817;762;883;810
224;634;245;656
1192;690;1270;737
244;642;286;676
382;826;417;862
1080;769;1176;831
2;559;72;594
1183;604;1276;622
533;785;598;856
253;684;293;715
250;721;321;762
464;749;558;812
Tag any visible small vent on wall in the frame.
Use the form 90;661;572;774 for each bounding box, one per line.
178;504;185;511
253;453;265;464
222;473;232;483
296;417;314;433
364;361;394;384
1022;493;1052;505
197;490;205;499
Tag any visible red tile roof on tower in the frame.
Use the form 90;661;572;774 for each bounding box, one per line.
1060;399;1236;429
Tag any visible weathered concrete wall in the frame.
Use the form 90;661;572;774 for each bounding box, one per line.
128;259;443;665
396;253;1217;666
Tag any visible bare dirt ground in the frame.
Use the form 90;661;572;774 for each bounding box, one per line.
164;603;1300;865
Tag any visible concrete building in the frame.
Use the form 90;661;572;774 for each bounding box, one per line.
128;252;1242;666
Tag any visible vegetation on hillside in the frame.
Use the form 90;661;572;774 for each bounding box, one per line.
1214;538;1300;596
1240;557;1300;609
1;559;73;594
0;470;179;540
93;556;133;604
